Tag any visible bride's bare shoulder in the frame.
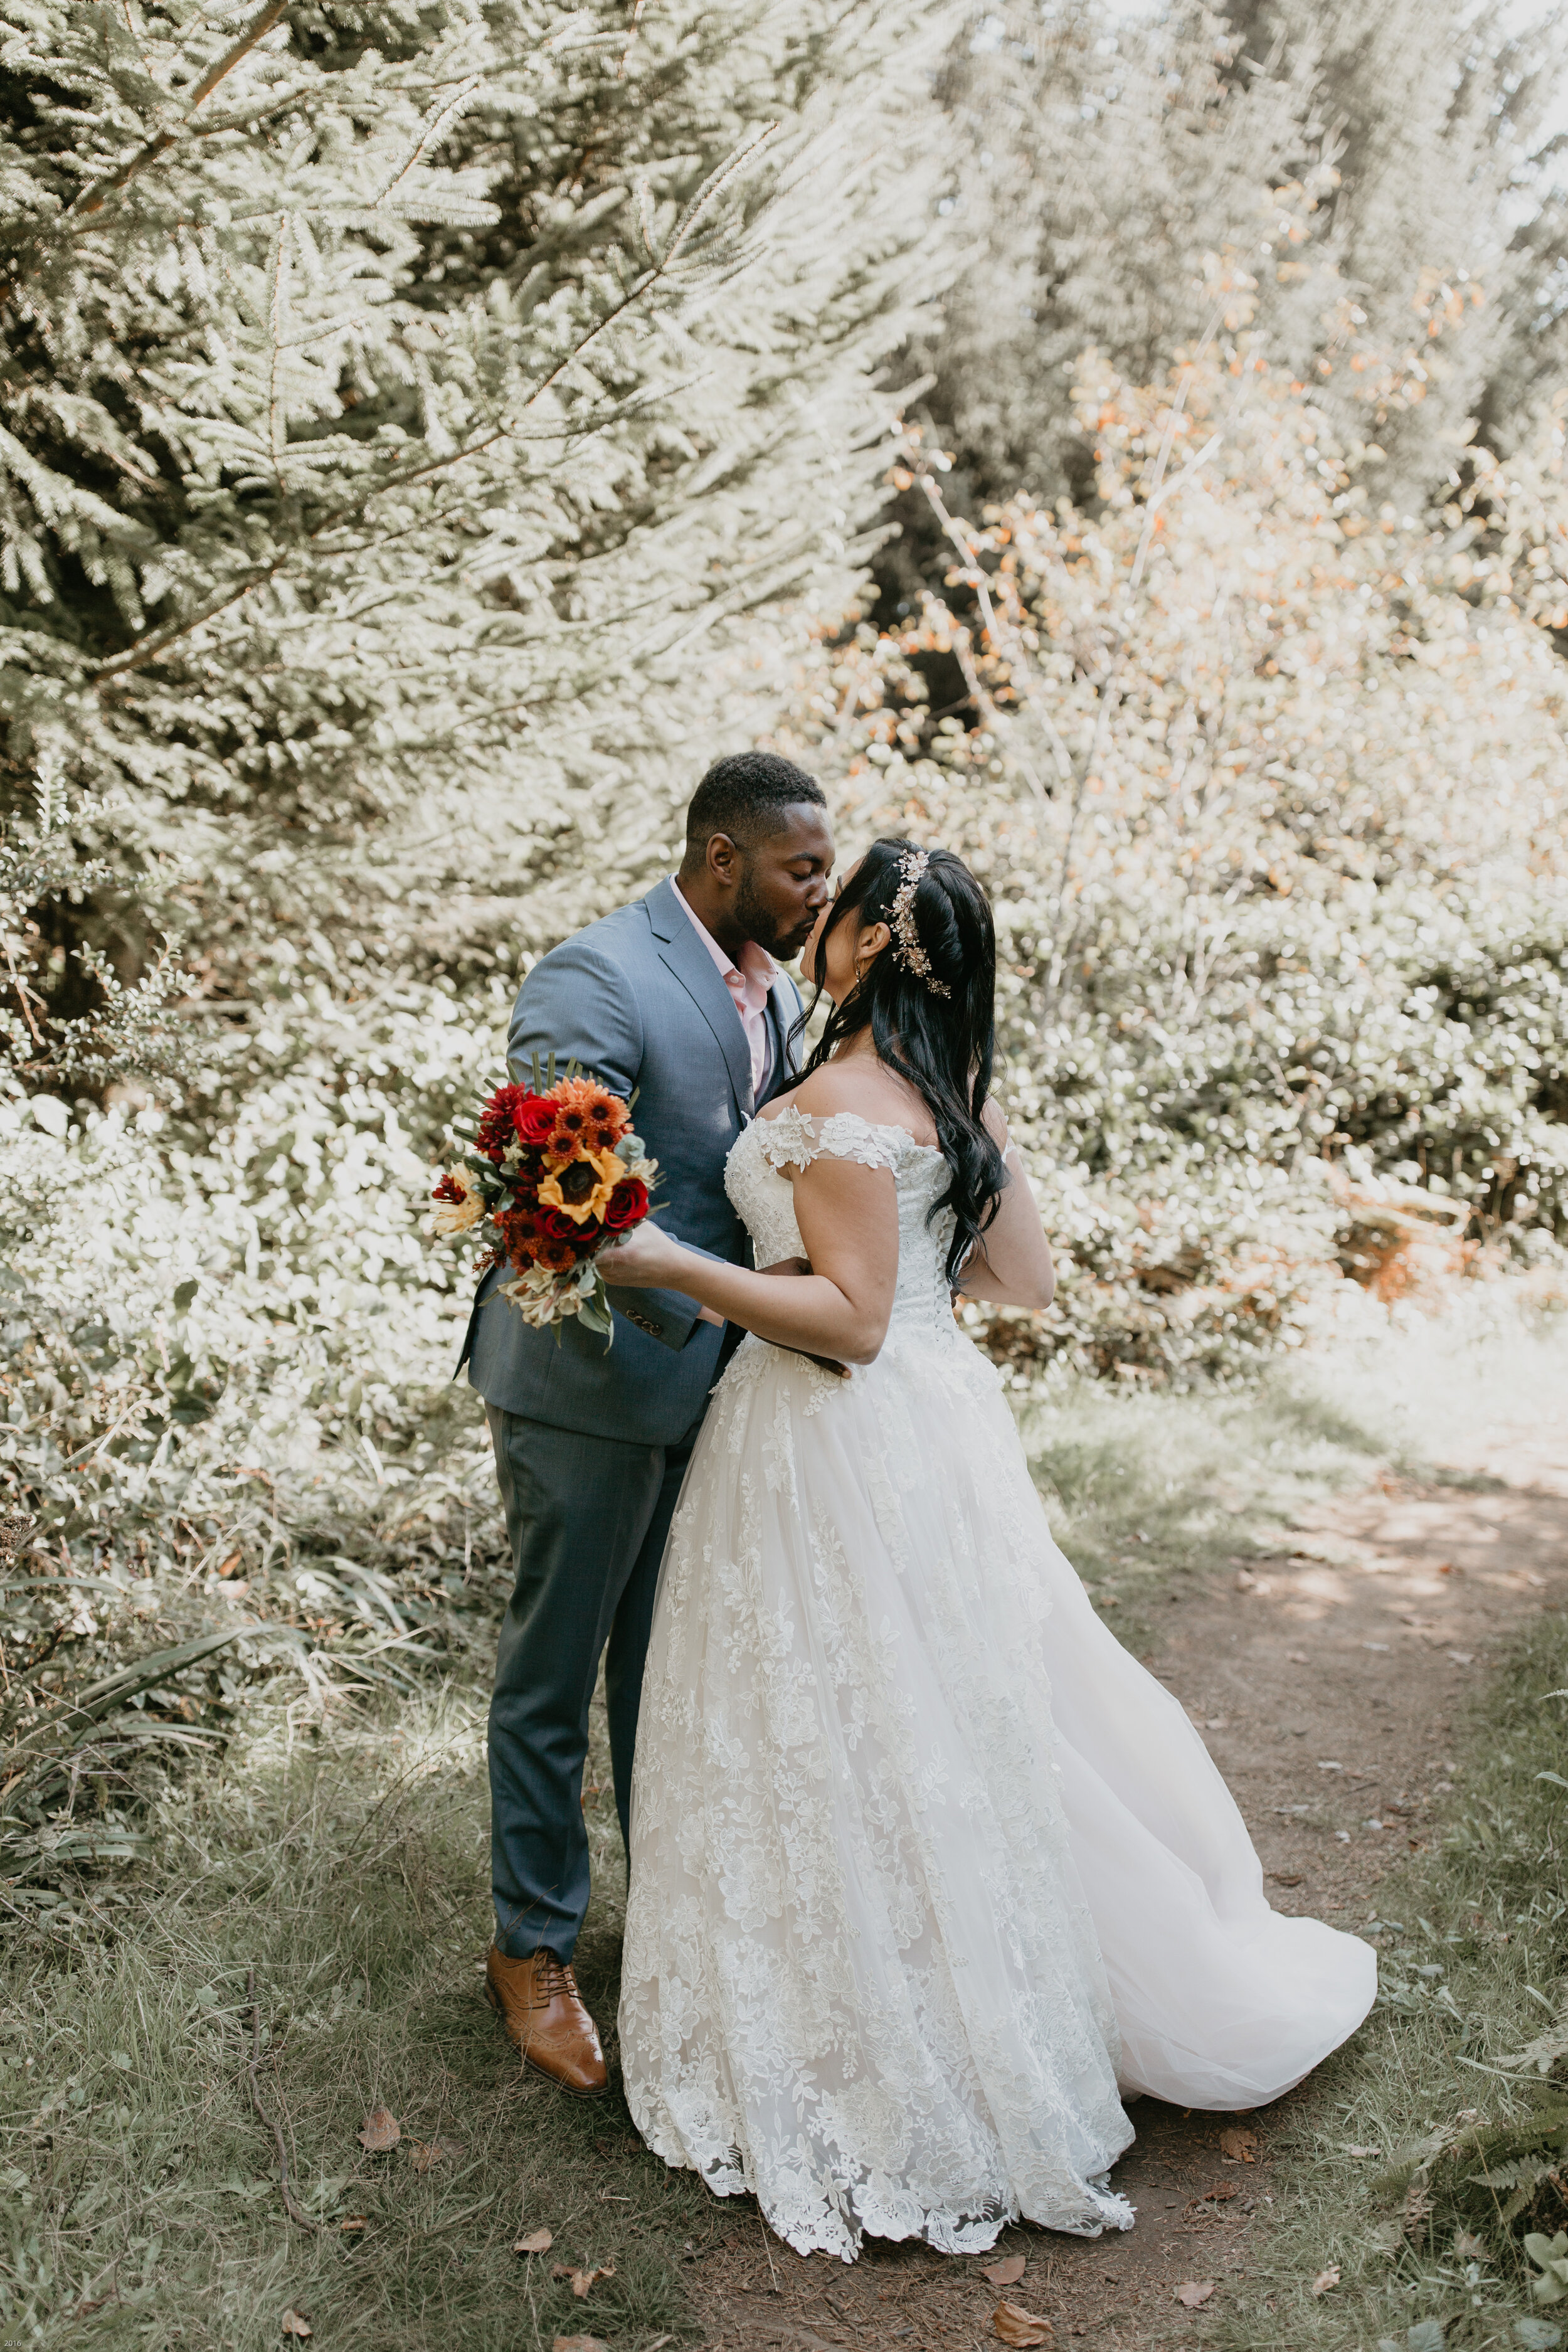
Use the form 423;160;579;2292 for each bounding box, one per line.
785;1061;937;1145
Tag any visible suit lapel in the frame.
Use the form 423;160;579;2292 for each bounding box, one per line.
762;975;802;1103
644;877;753;1117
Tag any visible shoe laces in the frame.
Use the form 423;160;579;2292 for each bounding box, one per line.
534;1950;579;2004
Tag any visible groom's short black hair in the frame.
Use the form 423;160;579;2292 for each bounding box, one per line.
684;752;826;854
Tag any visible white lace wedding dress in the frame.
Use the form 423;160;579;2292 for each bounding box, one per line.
618;1108;1376;2262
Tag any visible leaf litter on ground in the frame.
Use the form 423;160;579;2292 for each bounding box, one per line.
552;2260;615;2297
356;2105;400;2153
993;2297;1054;2345
280;2314;312;2339
514;2226;553;2254
983;2254;1027;2287
1175;2280;1216;2308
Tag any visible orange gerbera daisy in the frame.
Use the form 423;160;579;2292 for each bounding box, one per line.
545;1076;628;1160
538;1147;626;1225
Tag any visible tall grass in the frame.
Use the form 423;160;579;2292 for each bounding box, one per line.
0;1686;709;2350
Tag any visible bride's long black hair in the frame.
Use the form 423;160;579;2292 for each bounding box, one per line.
797;837;1007;1285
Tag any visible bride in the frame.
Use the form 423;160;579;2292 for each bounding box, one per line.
600;837;1375;2262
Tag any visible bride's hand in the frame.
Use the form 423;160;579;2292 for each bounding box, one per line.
598;1218;685;1288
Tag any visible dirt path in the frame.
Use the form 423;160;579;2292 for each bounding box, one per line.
689;1405;1568;2352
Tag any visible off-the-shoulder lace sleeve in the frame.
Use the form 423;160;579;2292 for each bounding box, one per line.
752;1105;904;1173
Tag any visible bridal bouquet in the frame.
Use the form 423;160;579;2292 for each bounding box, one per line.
430;1057;658;1343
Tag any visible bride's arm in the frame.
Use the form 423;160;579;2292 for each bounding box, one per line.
954;1102;1056;1310
600;1157;899;1366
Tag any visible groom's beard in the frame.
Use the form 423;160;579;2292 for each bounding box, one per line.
734;865;810;962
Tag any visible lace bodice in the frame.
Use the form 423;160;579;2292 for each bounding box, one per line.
725;1105;961;1347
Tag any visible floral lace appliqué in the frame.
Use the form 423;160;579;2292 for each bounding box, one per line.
620;1108;1134;2261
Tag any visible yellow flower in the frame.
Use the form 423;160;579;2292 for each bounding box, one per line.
538;1147;625;1225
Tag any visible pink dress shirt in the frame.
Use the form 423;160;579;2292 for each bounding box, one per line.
670;878;777;1101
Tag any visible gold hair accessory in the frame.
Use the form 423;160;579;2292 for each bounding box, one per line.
889;847;950;999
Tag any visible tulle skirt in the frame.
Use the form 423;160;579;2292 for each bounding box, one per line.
619;1327;1375;2260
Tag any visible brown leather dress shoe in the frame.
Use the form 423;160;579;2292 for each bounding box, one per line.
484;1944;608;2097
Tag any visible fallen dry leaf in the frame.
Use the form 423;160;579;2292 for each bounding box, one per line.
1268;1871;1305;1887
1219;2127;1257;2163
1174;2282;1215;2309
1453;2227;1488;2259
1201;2181;1238;2202
983;2254;1027;2287
280;2314;312;2340
1310;2265;1341;2296
569;2264;615;2299
551;2339;610;2352
514;2227;553;2255
357;2104;400;2153
339;2216;367;2235
1346;2145;1382;2159
409;2137;464;2175
993;2299;1054;2346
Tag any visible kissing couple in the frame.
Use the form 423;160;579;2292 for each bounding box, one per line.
458;751;1375;2260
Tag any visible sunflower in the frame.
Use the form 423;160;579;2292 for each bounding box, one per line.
538;1147;626;1225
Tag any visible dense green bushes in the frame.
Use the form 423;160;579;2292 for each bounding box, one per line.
772;324;1568;1380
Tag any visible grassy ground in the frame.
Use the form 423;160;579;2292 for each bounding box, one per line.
1200;1613;1568;2352
0;1683;716;2351
2;1293;1564;2350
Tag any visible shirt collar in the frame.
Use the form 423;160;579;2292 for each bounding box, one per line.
670;876;776;993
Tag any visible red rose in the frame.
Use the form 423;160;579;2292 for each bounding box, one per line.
538;1207;581;1244
476;1084;557;1160
602;1179;649;1233
513;1093;558;1148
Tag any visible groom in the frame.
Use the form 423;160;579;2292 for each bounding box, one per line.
460;751;834;2093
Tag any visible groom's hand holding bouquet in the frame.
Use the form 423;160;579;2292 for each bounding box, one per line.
431;1056;659;1345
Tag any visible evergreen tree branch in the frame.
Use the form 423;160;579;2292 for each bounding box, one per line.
68;1;290;220
88;119;781;682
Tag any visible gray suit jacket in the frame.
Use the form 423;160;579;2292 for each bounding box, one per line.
459;877;803;1446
